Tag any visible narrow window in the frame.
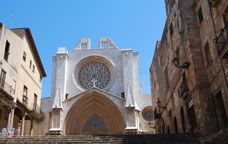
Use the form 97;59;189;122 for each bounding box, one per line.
23;86;28;104
0;109;2;120
168;109;172;118
164;68;169;89
180;107;186;133
65;93;69;100
121;92;125;99
29;60;32;68
23;52;26;62
204;42;212;65
4;41;10;61
223;12;228;42
170;24;173;37
175;47;180;59
0;69;6;88
81;43;88;49
162;123;165;134
32;65;35;73
197;7;204;23
170;0;175;8
101;41;108;48
174;116;179;133
34;94;38;111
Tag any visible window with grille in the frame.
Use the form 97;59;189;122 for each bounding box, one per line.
0;69;6;88
23;86;28;104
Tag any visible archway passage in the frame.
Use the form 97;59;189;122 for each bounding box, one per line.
65;89;125;135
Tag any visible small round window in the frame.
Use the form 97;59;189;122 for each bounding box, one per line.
77;61;111;89
142;106;154;121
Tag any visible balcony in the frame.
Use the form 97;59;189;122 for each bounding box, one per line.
0;81;15;98
32;103;40;113
29;103;41;119
215;23;228;59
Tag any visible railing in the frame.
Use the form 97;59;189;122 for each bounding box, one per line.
215;23;228;56
0;81;15;96
32;103;40;113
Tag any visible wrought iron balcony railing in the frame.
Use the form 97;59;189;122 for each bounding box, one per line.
32;103;40;113
215;23;228;57
0;81;15;96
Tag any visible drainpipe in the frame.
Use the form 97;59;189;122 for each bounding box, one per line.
207;0;228;89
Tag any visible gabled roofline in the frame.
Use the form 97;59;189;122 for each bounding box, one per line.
65;87;125;102
11;28;47;77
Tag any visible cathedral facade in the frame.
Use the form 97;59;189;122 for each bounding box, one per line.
38;38;152;135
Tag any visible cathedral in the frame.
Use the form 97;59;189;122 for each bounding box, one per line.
39;38;153;135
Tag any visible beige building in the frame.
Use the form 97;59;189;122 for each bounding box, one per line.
0;23;46;135
150;0;228;142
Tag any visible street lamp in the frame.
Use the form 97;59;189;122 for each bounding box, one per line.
172;58;190;69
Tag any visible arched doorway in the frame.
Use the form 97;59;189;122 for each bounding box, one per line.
180;107;186;133
174;116;178;133
64;90;125;135
82;114;108;135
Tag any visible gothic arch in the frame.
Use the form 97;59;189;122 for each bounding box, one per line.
64;90;125;135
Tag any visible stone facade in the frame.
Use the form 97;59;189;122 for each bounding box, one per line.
150;0;228;137
38;38;153;135
0;23;46;135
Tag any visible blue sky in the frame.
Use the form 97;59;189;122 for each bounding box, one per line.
1;0;166;97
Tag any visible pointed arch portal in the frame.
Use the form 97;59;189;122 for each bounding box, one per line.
64;90;125;135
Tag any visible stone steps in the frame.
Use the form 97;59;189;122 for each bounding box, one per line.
0;133;201;144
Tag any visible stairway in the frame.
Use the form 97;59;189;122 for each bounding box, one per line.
0;133;201;144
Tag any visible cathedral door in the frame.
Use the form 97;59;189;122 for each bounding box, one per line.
82;115;108;135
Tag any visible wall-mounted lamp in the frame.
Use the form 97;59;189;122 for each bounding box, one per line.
172;58;190;69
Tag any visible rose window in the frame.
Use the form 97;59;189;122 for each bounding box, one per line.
78;62;111;89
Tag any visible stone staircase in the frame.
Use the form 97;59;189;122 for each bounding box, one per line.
0;133;201;144
201;128;228;144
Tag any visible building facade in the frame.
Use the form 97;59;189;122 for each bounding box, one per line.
38;38;153;135
0;23;46;135
150;0;228;137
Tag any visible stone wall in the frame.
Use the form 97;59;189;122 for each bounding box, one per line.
150;0;228;136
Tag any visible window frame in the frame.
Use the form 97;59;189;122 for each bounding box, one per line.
4;40;10;62
23;85;28;104
23;51;27;62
